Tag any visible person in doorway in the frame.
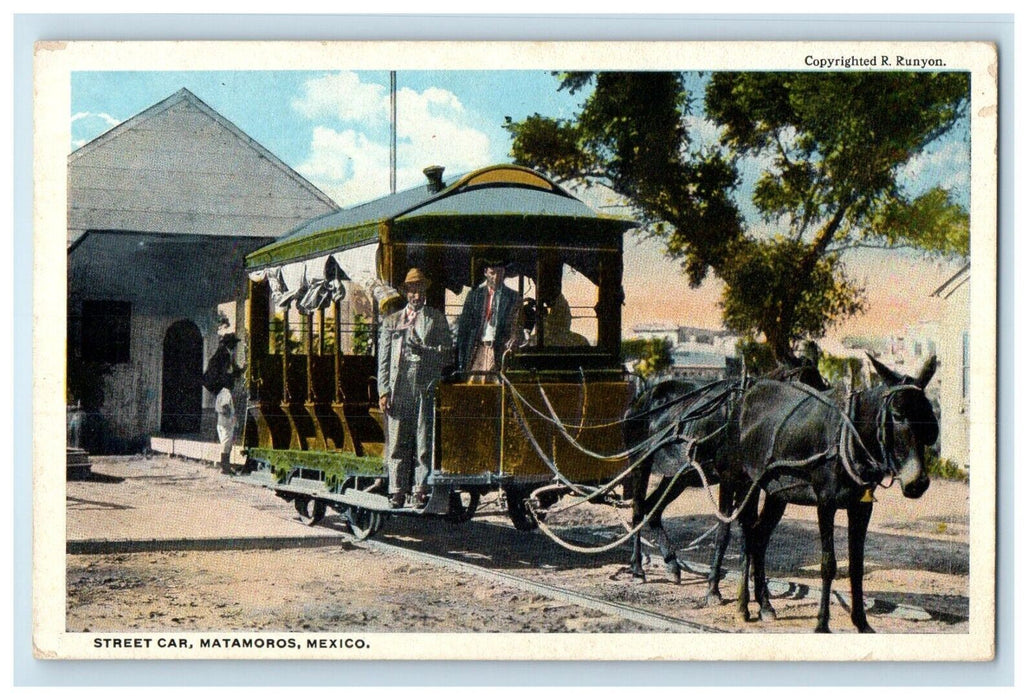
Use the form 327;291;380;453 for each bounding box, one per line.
377;268;452;509
203;332;244;474
455;255;521;382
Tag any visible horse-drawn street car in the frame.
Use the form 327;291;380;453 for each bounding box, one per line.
240;164;639;538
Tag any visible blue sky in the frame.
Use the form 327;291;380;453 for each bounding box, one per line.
70;69;971;341
72;69;588;206
71;69;970;209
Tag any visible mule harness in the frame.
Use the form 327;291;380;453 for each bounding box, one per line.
776;381;927;489
499;370;746;554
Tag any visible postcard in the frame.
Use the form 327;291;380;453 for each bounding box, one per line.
34;39;997;661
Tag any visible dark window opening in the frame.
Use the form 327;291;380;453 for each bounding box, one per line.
81;300;131;364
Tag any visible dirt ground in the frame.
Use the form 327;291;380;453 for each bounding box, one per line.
66;455;970;635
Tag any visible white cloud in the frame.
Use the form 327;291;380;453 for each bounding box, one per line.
295;126;390;205
71;111;121;127
70;112;123;151
393;86;493;189
295;79;495;207
900;140;970;198
291;72;387;124
682;114;722;147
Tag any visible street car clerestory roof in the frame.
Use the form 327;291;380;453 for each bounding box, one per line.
245;164;636;271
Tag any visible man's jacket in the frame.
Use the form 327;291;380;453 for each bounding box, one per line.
377;305;452;401
455;283;520;373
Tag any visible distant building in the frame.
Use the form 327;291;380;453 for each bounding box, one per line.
881;320;940;377
629;322;679;347
669;344;731;381
629;323;740;379
932;263;970;469
67;88;338;453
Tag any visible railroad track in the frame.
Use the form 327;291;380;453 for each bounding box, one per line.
67;504;966;629
67;514;726;633
349;532;727;633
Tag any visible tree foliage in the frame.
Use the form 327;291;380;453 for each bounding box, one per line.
621;337;674;378
508;72;742;285
817;352;865;394
706;72;969;357
506;71;970;359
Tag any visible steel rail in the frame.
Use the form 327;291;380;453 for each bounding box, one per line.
350;535;728;633
67;519;966;626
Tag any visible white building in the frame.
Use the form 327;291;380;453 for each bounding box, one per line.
882;320;940;377
629;321;680;347
628;323;739;379
669;344;731;380
931;263;970;468
67;88;338;453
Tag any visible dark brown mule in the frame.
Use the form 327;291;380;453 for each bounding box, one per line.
622;378;742;590
730;354;938;632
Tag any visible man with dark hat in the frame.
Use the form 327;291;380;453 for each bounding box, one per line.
377;268;452;508
203;332;244;474
455;254;522;382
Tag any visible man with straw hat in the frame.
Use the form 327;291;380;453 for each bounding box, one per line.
377;268;452;508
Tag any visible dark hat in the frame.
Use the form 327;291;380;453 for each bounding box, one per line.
480;250;510;269
219;332;240;346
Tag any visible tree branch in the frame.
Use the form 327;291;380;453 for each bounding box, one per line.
827;242;925;254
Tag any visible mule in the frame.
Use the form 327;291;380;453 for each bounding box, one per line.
623;377;742;593
730;354;938;632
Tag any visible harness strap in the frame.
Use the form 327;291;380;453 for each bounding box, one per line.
778;380;923;488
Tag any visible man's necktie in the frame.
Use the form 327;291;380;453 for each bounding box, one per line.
484;288;495;321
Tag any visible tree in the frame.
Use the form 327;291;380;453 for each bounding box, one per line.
734;337;777;376
705;72;969;358
507;72;969;360
352;313;374;356
817;352;865;394
621;337;674;378
507;72;742;287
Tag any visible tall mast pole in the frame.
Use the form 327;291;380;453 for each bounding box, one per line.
390;70;397;194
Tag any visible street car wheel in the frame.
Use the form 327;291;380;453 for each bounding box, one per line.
343;506;382;541
445;491;481;524
505;488;539;531
294;497;327;527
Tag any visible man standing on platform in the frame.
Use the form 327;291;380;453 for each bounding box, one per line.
455;255;521;382
377;268;452;509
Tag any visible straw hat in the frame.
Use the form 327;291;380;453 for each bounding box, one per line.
402;268;431;289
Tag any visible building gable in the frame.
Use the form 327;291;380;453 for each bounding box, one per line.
68;88;337;244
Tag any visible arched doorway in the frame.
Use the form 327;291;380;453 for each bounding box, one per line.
161;319;203;434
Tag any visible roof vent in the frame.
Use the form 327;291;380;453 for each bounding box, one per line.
423;165;445;193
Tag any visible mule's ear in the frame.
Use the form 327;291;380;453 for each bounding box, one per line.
867;352;903;385
916;355;938;389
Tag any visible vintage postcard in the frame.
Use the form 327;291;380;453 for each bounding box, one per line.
34;40;997;661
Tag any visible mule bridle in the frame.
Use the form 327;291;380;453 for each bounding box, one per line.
840;383;927;488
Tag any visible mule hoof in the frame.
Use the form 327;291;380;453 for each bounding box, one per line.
626;568;647;584
702;592;723;607
814;624;831;634
857;624;875;634
612;566;646;583
664;569;682;585
759;607;777;622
